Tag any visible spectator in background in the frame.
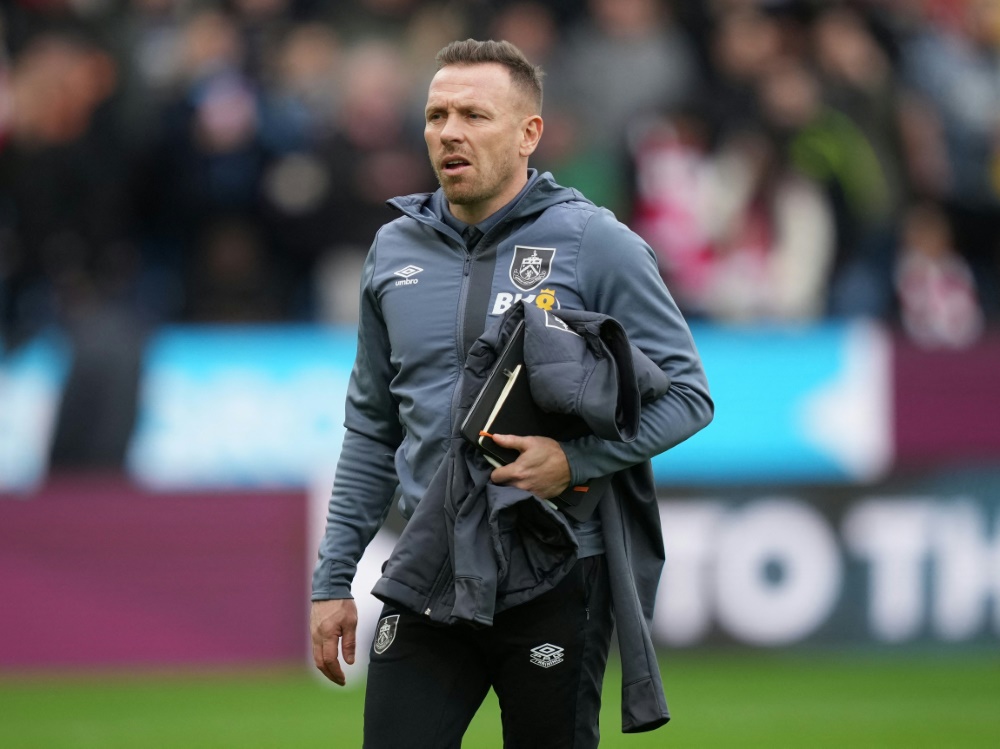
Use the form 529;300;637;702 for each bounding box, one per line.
698;4;783;146
264;20;341;139
403;1;476;75
316;40;431;250
306;40;435;323
490;1;561;68
324;0;428;46
559;0;700;206
811;4;911;221
229;0;295;82
628;108;716;315
808;4;921;319
257;21;343;318
113;0;190;155
895;199;984;348
0;32;127;344
756;54;895;318
487;1;567;114
0;30;146;468
490;1;627;212
898;0;1000;319
705;120;836;323
132;8;286;319
185;215;282;322
699;124;835;322
626;3;785;319
630;109;836;322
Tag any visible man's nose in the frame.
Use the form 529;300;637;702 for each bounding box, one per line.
439;114;463;143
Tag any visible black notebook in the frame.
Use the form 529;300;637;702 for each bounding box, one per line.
460;320;608;522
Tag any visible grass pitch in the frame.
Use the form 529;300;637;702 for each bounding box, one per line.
2;651;998;748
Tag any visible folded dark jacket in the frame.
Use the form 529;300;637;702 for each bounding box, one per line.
371;301;670;625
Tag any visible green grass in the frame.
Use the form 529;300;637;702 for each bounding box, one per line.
2;652;999;748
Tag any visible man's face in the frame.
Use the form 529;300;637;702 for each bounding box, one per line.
424;63;539;223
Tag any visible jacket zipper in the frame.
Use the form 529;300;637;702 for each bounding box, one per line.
450;237;497;419
423;555;454;617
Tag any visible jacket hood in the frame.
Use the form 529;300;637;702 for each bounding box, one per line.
387;170;588;230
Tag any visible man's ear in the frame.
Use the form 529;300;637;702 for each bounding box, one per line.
519;114;544;157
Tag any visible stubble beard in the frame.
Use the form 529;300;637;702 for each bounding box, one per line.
436;149;519;208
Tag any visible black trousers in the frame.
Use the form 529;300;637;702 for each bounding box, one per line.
363;556;614;749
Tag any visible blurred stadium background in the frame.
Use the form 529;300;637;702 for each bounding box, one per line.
2;0;999;747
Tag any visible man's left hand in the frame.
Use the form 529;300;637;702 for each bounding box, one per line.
488;434;570;499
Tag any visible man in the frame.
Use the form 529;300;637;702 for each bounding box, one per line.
311;39;713;748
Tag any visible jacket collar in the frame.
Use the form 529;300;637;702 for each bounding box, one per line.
386;170;587;239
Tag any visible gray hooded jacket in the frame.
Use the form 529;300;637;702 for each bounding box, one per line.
312;171;714;732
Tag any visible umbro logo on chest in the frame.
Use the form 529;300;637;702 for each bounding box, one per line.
394;265;423;286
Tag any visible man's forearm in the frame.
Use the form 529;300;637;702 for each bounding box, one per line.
311;429;399;599
561;380;713;485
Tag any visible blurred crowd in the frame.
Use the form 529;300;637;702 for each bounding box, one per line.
2;0;999;357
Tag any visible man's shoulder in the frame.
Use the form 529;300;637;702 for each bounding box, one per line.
541;198;639;245
530;190;607;232
373;210;436;246
364;204;449;278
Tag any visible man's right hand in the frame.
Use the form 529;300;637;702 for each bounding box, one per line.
310;598;358;686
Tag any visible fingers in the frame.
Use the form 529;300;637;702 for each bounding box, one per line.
312;640;341;685
311;625;345;685
489;435;570;498
310;599;358;687
322;634;346;686
489;432;528;451
341;618;357;666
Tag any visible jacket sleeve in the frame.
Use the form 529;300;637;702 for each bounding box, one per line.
311;236;403;600
560;209;714;486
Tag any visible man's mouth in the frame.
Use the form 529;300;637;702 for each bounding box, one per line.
441;156;471;175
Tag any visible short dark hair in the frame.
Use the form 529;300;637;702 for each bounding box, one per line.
435;39;544;112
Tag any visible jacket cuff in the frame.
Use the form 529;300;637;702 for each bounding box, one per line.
561;441;590;487
311;559;356;601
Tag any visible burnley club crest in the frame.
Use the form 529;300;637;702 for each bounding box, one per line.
373;614;399;655
510;246;556;291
